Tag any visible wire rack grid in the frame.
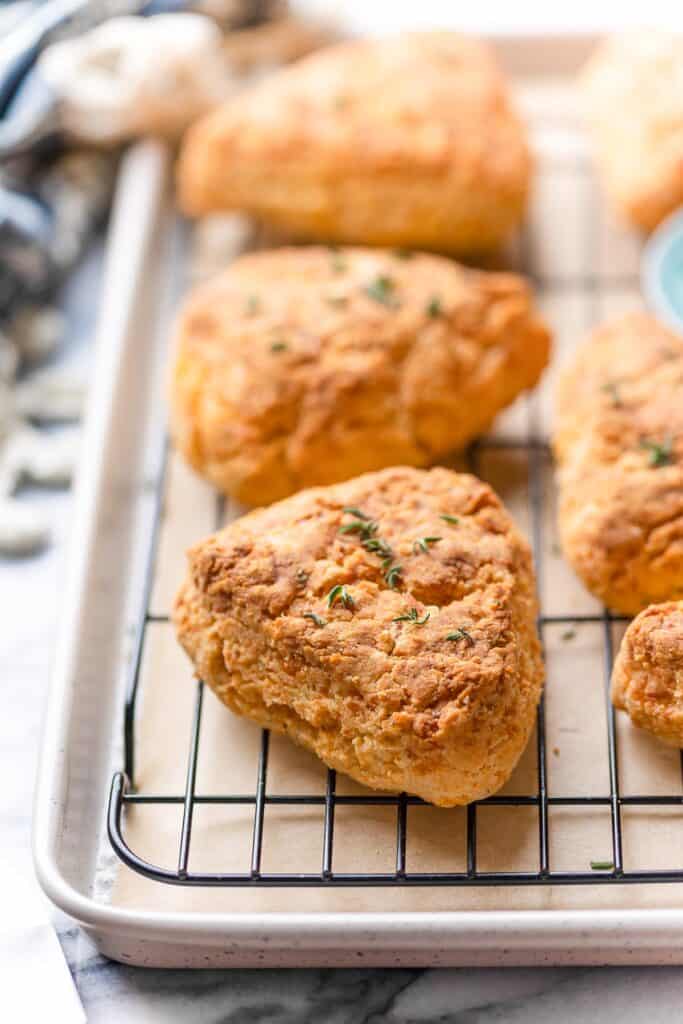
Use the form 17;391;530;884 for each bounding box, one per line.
107;142;683;891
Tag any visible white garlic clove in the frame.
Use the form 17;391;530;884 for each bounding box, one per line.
39;14;234;145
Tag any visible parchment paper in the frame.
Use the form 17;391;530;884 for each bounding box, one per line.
113;78;683;916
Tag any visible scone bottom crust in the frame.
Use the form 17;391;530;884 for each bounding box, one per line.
173;466;544;807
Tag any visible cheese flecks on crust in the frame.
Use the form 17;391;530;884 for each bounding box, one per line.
173;466;544;807
170;246;550;505
177;32;532;253
612;600;683;746
554;313;683;615
580;32;683;232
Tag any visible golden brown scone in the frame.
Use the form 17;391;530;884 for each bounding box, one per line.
170;246;550;505
554;313;683;615
173;466;544;806
580;32;683;232
177;33;532;253
612;601;683;746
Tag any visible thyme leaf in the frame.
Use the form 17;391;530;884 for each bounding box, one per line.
364;274;398;308
304;612;326;627
446;628;474;646
412;536;442;555
392;607;430;625
426;296;443;318
342;506;370;520
440;514;460;525
640;435;674;468
326;584;355;610
601;380;622;407
590;860;614;871
385;565;403;589
271;341;287;352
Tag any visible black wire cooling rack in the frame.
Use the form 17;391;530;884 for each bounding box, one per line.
107;150;683;889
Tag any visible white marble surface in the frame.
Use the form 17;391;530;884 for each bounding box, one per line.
2;252;682;1022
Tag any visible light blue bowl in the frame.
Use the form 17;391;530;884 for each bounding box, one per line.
642;209;683;334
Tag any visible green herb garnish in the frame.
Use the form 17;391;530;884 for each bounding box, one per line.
561;629;576;643
412;536;442;554
392;607;430;625
601;380;622;407
271;341;288;352
446;628;474;646
440;514;460;526
343;506;370;520
426;296;443;318
590;860;614;871
364;274;398;308
327;584;355;610
304;612;326;627
640;435;674;468
384;565;403;589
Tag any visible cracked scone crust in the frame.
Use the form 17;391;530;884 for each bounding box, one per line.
173;466;544;807
612;601;683;746
554;313;683;615
177;32;532;253
170;246;550;505
580;32;683;231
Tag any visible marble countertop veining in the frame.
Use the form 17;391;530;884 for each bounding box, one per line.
3;226;683;1024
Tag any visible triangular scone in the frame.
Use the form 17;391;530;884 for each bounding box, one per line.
174;466;544;807
177;33;532;254
171;246;550;505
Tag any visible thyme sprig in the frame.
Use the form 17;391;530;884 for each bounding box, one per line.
304;612;326;627
446;628;474;646
392;607;430;625
640;435;674;468
326;584;355;610
338;507;402;589
364;274;398;308
440;514;460;526
412;536;442;555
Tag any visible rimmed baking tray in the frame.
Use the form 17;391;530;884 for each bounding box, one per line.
33;35;683;966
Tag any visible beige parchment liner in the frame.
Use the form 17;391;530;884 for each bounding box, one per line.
114;79;683;915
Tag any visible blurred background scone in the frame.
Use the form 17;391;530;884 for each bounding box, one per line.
177;32;532;253
580;32;683;232
554;312;683;615
171;246;551;505
612;601;683;746
173;466;544;807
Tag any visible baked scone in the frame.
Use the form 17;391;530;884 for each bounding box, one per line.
554;313;683;615
170;246;550;505
612;601;683;746
173;466;544;807
177;32;532;253
580;32;683;231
